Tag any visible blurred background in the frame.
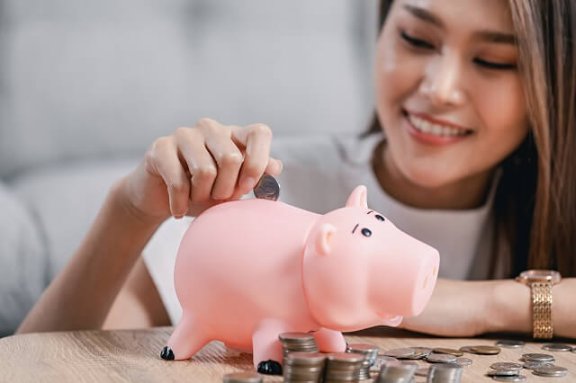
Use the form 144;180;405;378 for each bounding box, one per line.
0;0;378;336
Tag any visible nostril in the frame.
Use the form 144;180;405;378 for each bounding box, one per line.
422;266;437;289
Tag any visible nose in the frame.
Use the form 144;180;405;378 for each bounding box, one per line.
419;53;466;107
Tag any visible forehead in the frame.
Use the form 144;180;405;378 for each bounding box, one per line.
391;0;514;33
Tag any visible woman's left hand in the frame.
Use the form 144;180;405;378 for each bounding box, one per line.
398;279;496;337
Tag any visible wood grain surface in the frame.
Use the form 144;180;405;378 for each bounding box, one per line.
0;327;574;382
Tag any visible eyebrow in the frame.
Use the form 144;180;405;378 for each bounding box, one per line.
352;224;359;234
403;4;517;45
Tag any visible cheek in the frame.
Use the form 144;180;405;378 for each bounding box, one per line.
475;77;528;146
374;31;422;118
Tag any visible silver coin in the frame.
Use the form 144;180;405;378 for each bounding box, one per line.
253;174;280;201
425;353;457;363
490;362;523;370
541;343;573;352
491;375;527;382
522;361;554;370
432;347;464;357
495;340;525;349
521;353;555;362
222;372;263;383
487;369;520;377
382;347;416;359
532;365;568;377
405;346;432;360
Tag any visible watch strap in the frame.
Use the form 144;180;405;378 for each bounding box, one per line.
531;282;554;339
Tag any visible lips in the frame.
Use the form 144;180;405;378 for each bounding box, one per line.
402;110;473;145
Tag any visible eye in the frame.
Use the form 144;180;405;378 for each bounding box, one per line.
400;30;435;50
474;58;517;71
375;214;385;221
361;228;372;237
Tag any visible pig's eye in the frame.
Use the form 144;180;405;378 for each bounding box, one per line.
375;214;385;221
361;228;372;237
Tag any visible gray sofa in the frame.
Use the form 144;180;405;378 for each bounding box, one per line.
0;0;377;336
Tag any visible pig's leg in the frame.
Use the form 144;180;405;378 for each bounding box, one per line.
161;314;209;361
252;319;286;375
313;328;347;352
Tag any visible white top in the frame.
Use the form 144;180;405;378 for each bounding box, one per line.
142;133;495;324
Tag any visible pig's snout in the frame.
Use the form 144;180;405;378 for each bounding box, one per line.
371;228;439;318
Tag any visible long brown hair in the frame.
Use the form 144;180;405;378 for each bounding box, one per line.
368;0;576;277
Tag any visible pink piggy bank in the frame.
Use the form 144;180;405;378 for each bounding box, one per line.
160;185;439;374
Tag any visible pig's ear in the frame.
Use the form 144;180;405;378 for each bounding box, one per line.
315;224;337;256
345;185;368;208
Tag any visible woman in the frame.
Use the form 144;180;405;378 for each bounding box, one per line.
18;0;576;341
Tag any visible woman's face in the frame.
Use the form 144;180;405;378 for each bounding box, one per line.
375;0;528;195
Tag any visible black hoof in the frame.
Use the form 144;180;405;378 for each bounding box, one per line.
160;346;175;360
257;360;283;375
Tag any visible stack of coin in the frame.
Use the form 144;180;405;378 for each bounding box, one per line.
532;365;568;378
346;343;380;380
279;332;319;361
520;352;555;369
222;372;263;383
283;351;326;383
425;352;458;364
371;355;401;374
324;352;365;382
486;362;524;381
375;363;417;383
427;363;463;383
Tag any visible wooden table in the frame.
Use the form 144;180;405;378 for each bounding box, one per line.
0;327;574;382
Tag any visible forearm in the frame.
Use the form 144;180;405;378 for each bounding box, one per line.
17;178;164;333
489;278;576;339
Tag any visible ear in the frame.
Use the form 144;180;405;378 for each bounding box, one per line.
315;224;337;256
345;185;368;208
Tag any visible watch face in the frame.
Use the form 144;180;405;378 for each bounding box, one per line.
519;269;561;284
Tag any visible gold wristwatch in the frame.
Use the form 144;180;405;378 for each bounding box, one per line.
515;269;561;339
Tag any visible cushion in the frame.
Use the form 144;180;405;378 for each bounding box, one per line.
0;182;46;336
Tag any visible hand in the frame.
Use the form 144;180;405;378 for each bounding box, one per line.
398;279;495;337
119;118;283;223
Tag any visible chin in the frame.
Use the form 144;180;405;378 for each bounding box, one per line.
401;165;457;190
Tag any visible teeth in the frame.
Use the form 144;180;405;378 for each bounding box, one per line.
408;114;469;137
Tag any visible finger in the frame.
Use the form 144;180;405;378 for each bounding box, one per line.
148;136;190;218
174;127;217;204
265;158;283;177
232;123;274;194
196;118;244;200
205;142;244;200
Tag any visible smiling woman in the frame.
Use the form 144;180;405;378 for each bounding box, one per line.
373;0;528;212
369;0;576;278
16;0;576;358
